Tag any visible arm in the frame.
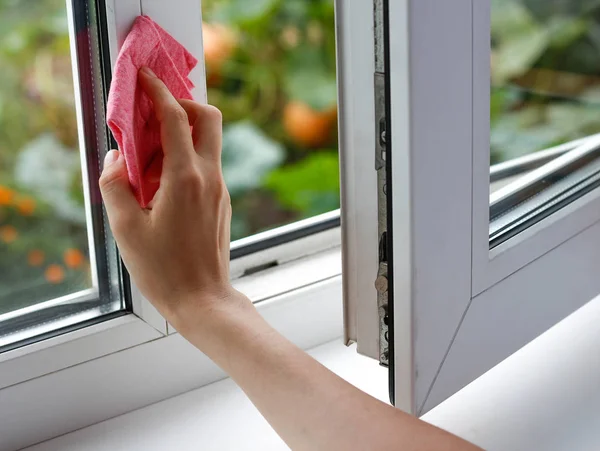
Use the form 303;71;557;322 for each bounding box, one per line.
99;66;481;451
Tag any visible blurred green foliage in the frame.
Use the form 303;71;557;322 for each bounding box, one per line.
491;0;600;162
201;0;339;237
0;0;339;314
0;0;89;314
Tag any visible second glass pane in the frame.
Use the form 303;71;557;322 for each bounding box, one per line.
489;0;600;246
201;0;340;241
491;0;600;165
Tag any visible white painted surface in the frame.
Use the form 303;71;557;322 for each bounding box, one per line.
423;219;600;412
387;0;475;412
23;342;388;451
140;0;207;103
24;295;600;451
424;294;600;451
0;315;161;389
336;0;380;359
0;277;344;451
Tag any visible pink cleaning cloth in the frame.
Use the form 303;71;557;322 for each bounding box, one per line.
107;15;198;207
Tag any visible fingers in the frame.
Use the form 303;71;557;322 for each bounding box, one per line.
138;67;196;167
178;99;223;162
99;150;145;238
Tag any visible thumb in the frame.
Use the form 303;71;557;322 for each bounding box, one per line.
99;150;143;236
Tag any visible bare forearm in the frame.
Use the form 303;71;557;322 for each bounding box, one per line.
175;292;481;451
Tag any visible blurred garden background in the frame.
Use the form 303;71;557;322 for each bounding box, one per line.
0;0;89;315
491;0;600;163
3;0;600;315
200;0;340;240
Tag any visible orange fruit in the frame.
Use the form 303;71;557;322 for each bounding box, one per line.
28;249;45;266
283;101;337;148
16;197;36;216
64;248;85;269
45;264;65;284
0;225;18;243
0;186;14;206
202;22;236;78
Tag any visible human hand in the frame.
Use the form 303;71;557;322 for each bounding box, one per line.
99;66;244;330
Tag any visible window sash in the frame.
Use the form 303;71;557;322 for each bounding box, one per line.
0;0;129;352
0;0;344;392
471;0;600;293
382;0;600;414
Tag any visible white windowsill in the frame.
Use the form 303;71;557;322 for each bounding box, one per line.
25;296;600;451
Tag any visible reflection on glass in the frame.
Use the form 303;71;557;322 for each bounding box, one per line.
0;1;92;315
490;0;600;247
201;0;340;241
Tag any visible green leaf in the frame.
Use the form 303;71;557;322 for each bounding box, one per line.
491;0;539;39
280;0;309;22
284;45;337;111
523;0;600;20
491;1;551;83
493;29;549;84
211;0;279;25
221;122;285;196
285;67;337;111
547;16;589;49
265;152;339;216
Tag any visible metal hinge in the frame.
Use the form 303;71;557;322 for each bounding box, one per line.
374;0;389;367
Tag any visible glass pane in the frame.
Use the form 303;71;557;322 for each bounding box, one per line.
489;0;600;246
0;0;89;312
0;0;123;349
201;0;339;242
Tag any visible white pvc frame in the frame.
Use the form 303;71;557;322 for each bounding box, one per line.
418;0;600;413
343;0;600;416
336;0;379;360
0;1;345;447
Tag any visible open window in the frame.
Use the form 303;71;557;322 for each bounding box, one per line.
8;0;596;448
1;1;343;448
342;0;600;414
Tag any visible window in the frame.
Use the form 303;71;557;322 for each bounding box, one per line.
343;0;600;416
201;0;340;242
0;0;125;351
12;1;600;446
1;1;344;448
0;0;342;351
489;0;600;247
490;0;600;166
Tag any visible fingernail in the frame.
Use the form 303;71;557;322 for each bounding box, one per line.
104;150;119;168
140;66;155;77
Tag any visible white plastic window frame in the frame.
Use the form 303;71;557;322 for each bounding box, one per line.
343;0;600;416
0;1;344;448
0;0;166;390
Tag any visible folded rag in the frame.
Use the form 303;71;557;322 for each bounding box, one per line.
107;15;198;207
